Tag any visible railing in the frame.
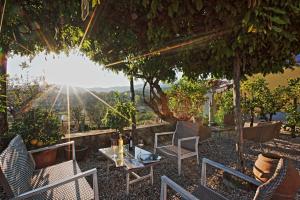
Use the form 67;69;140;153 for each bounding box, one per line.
160;176;199;200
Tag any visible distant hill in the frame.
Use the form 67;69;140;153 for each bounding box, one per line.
88;83;170;93
88;84;145;93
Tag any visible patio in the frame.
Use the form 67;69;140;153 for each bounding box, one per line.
69;132;300;199
2;130;297;199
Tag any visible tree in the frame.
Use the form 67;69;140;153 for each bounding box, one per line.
167;77;208;120
285;78;300;134
215;90;234;125
102;94;135;134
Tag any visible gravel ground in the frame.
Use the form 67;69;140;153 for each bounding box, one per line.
1;132;299;199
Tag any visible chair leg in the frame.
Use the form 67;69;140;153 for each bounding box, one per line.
273;140;278;148
178;158;181;175
196;152;199;165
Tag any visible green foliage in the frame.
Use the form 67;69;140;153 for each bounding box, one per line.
241;77;270;118
10;108;62;149
0;75;6;113
167;77;208;120
284;78;300;130
215;90;233;124
102;94;136;132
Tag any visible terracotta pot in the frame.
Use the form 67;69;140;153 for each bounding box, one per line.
272;161;300;200
253;153;281;182
64;145;88;161
32;148;57;169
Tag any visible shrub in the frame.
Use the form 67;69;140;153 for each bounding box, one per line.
10;108;62;149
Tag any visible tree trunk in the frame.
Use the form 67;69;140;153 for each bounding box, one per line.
0;52;8;135
269;113;273;121
142;81;177;123
250;109;254;127
129;76;136;136
233;53;245;171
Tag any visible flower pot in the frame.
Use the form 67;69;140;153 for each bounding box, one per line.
253;153;300;200
253;153;281;182
64;145;88;161
32;148;57;169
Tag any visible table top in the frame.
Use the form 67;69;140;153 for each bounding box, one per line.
99;145;161;170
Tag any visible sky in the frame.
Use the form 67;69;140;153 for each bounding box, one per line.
7;51;143;88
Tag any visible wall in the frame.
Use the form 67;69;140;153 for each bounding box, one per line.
62;123;175;152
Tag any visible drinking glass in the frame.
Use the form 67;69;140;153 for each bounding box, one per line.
111;139;118;159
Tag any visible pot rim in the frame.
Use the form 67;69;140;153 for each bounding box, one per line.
259;153;281;160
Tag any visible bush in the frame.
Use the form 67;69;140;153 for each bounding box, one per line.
10;108;62;149
102;95;135;133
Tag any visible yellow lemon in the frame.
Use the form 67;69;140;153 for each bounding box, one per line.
37;141;44;147
30;139;38;145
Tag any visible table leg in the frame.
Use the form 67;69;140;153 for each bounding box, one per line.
150;166;154;185
126;172;130;195
107;160;110;174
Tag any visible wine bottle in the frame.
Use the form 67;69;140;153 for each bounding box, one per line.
129;133;133;151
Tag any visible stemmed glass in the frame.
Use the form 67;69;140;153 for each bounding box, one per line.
111;139;118;159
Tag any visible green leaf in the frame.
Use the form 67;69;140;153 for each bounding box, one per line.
243;11;251;24
270;16;288;25
263;7;286;15
272;25;282;32
195;0;203;11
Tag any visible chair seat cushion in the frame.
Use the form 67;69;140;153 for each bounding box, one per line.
30;160;94;200
159;145;193;157
193;184;228;200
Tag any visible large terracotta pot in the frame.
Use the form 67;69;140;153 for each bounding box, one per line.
253;153;300;200
32;148;57;169
253;153;281;182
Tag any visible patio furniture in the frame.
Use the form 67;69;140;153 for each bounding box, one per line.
0;135;99;200
99;145;161;195
243;121;282;150
154;121;200;175
160;157;290;200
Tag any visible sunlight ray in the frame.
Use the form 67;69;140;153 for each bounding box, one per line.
84;88;133;124
66;85;71;136
20;85;55;113
50;85;63;113
71;86;87;113
105;28;231;68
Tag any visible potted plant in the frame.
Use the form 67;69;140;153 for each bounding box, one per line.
102;95;135;142
10;108;62;169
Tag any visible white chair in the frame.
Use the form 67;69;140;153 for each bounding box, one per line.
154;121;200;175
160;158;291;200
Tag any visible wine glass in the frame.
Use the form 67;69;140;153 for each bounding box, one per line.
111;139;118;159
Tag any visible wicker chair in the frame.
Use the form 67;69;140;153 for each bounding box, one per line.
154;121;202;175
0;135;99;200
243;121;282;150
160;158;290;200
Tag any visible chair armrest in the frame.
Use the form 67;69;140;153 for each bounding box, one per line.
14;168;99;200
29;141;76;160
160;175;199;200
154;132;175;150
178;136;199;154
155;132;174;136
178;136;199;142
201;158;261;187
